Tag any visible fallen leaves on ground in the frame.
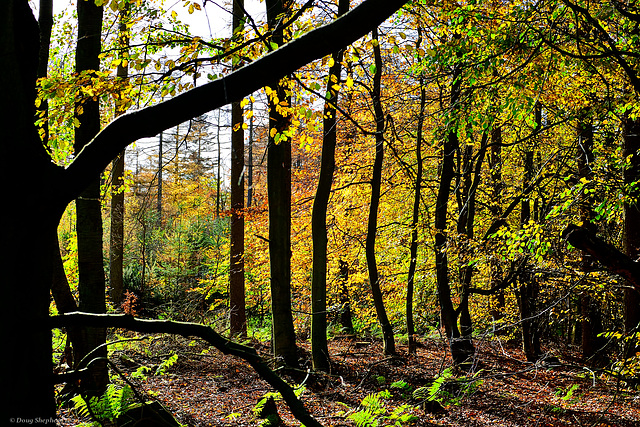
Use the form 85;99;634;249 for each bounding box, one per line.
57;334;640;426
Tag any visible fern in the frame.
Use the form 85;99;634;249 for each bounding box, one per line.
348;389;417;427
349;409;378;427
155;353;179;376
413;368;483;407
71;384;136;426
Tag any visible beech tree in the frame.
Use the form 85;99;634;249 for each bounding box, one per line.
1;0;408;419
229;0;247;337
311;0;350;372
73;0;109;394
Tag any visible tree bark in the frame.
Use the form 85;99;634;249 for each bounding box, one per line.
3;5;59;417
366;28;395;356
406;28;425;355
575;110;605;363
517;102;541;363
36;0;52;143
110;4;130;307
434;64;473;365
229;0;247;337
623;116;640;355
74;0;108;394
310;0;350;372
489;126;505;320
266;0;298;367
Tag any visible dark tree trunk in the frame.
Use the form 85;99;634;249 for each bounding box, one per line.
110;5;130;307
434;65;474;365
623;117;640;356
489;126;505;320
229;0;247;337
36;0;52;142
337;259;354;334
311;0;350;372
517;102;541;363
366;28;395;356
576;111;605;363
406;68;425;355
457;132;487;343
247;100;254;208
74;0;108;394
3;1;59;416
266;0;298;367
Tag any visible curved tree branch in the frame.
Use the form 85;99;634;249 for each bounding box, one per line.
50;312;323;427
63;0;409;201
562;224;640;294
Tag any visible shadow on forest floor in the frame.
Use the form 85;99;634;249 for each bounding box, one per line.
57;334;640;426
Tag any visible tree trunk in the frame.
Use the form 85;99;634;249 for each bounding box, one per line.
517;102;541;363
266;0;298;367
406;28;425;355
110;5;130;307
74;0;108;394
247;99;254;208
36;0;52;143
489;126;505;320
337;259;354;333
623;116;640;356
576;110;605;363
434;64;473;365
157;130;163;224
229;0;247;337
310;0;350;372
366;28;395;356
3;1;59;416
457;132;487;344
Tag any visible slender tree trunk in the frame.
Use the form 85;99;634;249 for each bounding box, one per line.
456;137;474;338
247;99;254;208
216;110;222;218
338;259;354;333
310;0;350;372
266;0;298;367
110;5;130;307
457;132;487;346
406;43;426;354
157;130;163;224
229;0;247;337
366;28;395;356
623;116;640;357
74;0;108;394
489;126;505;320
36;0;52;143
517;102;541;362
576;110;605;362
434;65;473;365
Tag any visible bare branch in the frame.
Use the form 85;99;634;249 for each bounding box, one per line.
50;312;324;427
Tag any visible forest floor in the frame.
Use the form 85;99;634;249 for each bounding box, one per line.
57;333;640;426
